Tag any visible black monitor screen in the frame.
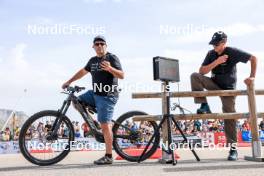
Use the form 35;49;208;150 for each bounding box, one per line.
153;56;180;82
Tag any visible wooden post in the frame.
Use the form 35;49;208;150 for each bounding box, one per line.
245;83;264;161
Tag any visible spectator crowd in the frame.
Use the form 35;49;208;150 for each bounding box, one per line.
1;118;264;142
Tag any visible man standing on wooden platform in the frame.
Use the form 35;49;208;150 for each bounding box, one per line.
190;31;257;161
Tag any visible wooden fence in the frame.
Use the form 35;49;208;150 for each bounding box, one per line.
132;83;264;162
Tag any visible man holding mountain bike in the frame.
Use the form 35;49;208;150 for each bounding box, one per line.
62;35;124;165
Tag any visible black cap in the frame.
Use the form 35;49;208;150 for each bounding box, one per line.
209;31;227;45
93;35;106;43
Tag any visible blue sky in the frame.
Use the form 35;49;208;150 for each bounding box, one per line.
0;0;264;122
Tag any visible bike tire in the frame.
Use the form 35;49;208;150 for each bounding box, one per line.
19;110;75;166
112;111;160;162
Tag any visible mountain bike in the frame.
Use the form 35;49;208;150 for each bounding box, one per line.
19;86;160;166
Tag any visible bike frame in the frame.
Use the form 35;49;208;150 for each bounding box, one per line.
50;89;134;143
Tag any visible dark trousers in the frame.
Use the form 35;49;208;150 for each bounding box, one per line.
191;72;237;144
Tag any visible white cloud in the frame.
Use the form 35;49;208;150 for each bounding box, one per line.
163;49;206;64
10;43;29;69
225;23;264;36
0;43;29;75
0;43;74;115
0;43;69;88
25;17;54;27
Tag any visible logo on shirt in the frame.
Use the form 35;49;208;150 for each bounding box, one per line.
90;62;103;72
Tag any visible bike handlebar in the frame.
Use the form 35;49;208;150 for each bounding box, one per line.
65;86;85;93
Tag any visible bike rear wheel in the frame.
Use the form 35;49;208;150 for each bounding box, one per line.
19;110;75;166
112;111;160;162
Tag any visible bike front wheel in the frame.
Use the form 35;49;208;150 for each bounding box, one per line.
19;110;75;166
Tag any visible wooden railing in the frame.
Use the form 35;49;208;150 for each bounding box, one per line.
132;83;264;162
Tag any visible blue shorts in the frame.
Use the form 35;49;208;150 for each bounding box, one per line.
78;90;118;124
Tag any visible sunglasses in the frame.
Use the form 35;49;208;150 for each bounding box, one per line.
213;39;226;47
94;42;106;46
213;43;221;47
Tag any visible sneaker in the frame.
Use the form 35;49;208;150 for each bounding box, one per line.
197;103;212;114
94;156;113;165
227;149;238;161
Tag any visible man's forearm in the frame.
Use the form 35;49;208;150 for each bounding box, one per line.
199;60;219;75
109;67;124;79
249;56;257;78
68;69;88;83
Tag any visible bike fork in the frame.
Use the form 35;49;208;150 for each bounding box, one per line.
49;100;71;139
